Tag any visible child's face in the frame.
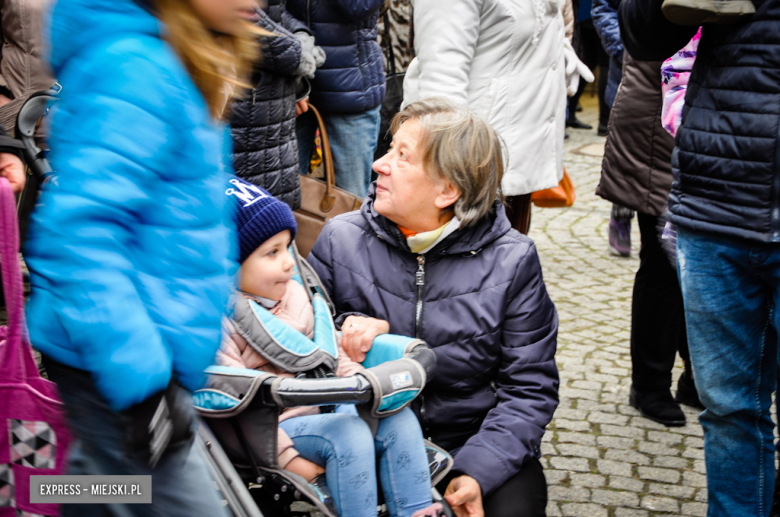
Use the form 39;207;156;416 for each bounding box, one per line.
189;0;260;35
240;230;295;301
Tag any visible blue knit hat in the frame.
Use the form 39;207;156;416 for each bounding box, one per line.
225;176;297;263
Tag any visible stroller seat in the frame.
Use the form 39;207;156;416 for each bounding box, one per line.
193;336;454;517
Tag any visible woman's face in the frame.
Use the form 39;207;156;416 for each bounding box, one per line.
189;0;260;35
372;119;460;233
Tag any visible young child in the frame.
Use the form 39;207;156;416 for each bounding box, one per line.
218;176;438;517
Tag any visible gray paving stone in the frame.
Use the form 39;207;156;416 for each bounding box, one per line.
599;424;646;440
596;436;634;450
683;471;708;488
652;456;690;469
549;486;591;502
637;466;681;484
682;502;708;516
648;483;695;499
596;460;633;477
604;449;651;466
546;469;569;485
557;444;601;460
557;432;597;446
590;489;639;507
569;474;605;488
550;457;591;473
560;503;608;517
609;476;645;492
614;509;649;517
637;441;680;457
641;495;679;513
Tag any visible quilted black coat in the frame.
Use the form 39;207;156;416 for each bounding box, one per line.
229;0;307;209
620;0;780;242
308;186;560;496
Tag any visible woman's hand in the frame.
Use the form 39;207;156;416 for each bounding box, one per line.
341;315;389;363
0;152;25;194
295;98;309;117
444;475;484;517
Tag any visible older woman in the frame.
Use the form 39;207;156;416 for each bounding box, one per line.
308;99;559;517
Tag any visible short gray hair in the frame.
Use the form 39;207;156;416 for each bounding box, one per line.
390;98;504;227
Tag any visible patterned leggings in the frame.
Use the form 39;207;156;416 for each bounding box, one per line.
280;406;432;517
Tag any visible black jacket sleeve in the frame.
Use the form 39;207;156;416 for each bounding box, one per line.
0;125;25;162
255;11;303;76
618;0;698;61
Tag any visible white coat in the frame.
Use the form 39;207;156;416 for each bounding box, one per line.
403;0;567;196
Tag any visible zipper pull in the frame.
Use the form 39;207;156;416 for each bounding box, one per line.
416;255;426;286
252;89;257;105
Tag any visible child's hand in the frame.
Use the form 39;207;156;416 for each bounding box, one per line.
285;456;325;482
0;152;25;194
341;315;389;363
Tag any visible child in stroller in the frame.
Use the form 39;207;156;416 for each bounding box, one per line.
216;176;442;517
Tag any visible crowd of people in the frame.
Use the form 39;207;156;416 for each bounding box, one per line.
0;0;778;516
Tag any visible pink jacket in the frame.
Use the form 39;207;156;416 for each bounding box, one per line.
217;279;363;467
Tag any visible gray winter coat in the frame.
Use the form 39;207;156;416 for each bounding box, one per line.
307;186;559;496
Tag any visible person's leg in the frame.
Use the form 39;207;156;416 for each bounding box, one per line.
436;458;547;517
280;411;378;517
677;227;776;516
630;213;686;425
44;358;228;517
596;43;611;134
295;109;319;174
505;194;533;235
609;204;634;257
375;408;433;517
322;105;381;198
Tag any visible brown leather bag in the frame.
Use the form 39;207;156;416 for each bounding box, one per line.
294;104;363;258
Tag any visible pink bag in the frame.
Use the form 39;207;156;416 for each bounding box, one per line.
0;177;71;517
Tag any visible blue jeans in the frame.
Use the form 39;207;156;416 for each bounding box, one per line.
44;358;228;517
296;106;380;198
280;406;432;517
677;227;780;517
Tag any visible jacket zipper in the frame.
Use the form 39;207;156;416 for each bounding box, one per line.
306;0;311;27
773;120;780;241
415;255;431;439
252;88;257;105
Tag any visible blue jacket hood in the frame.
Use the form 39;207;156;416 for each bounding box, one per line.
48;0;159;75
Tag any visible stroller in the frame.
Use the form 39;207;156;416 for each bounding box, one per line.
17;90;456;517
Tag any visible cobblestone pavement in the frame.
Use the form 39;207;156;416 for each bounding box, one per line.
529;98;707;517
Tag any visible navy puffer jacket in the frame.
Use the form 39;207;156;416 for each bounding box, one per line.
230;1;307;209
286;0;385;113
620;0;780;242
308;187;559;496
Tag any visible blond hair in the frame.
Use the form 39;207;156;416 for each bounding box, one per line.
155;0;265;119
390;98;504;227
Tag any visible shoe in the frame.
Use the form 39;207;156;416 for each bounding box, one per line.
630;386;686;427
566;118;593;130
662;0;755;25
597;124;609;137
675;368;704;410
608;217;631;257
309;474;337;515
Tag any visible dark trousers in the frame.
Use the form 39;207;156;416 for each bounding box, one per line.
631;212;690;391
506;194;533;235
568;24;610;128
436;458;547;517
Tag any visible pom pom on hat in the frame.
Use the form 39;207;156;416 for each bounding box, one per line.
225;176;297;263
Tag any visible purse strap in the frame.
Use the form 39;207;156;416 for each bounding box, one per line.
0;177;33;383
307;103;337;212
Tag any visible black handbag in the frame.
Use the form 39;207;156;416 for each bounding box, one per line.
374;12;405;161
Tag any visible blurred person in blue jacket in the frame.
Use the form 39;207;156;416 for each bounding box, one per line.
24;0;260;514
287;0;386;198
